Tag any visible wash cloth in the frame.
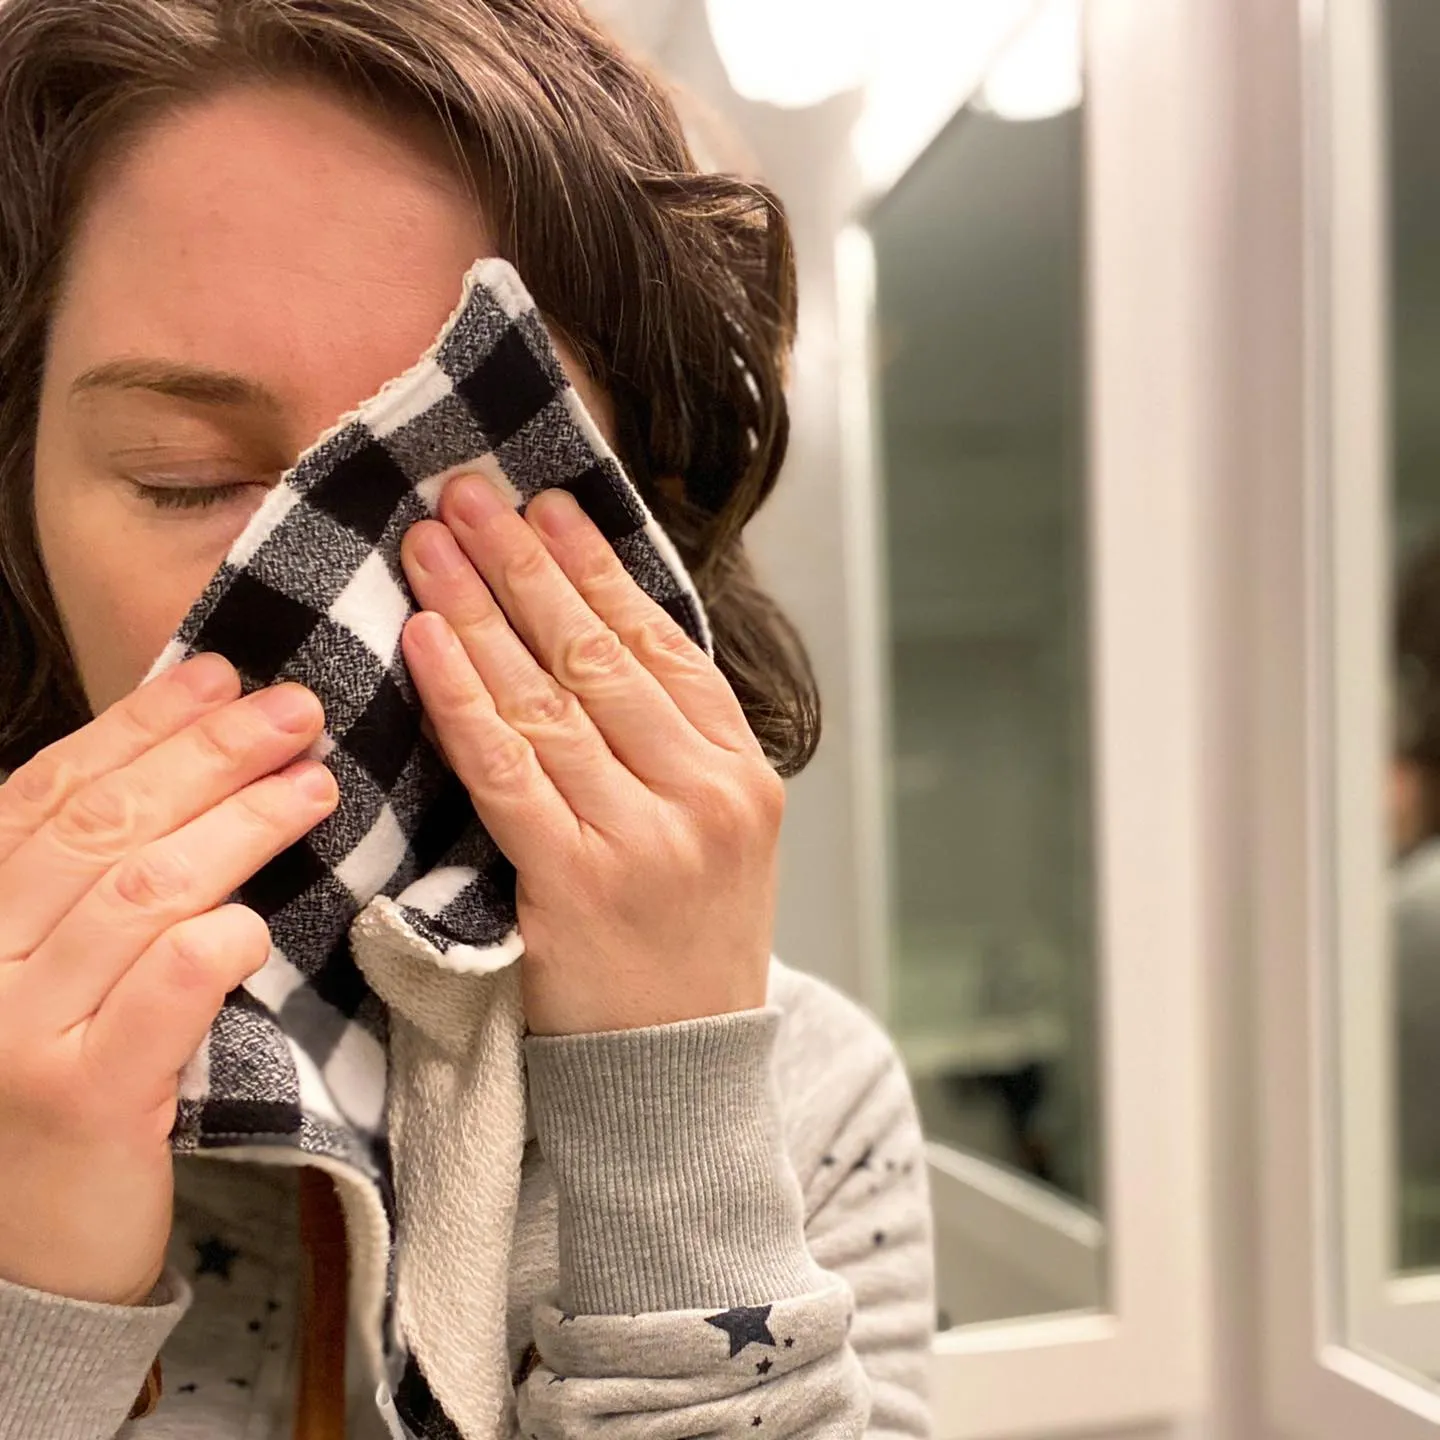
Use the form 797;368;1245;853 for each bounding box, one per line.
140;257;710;1438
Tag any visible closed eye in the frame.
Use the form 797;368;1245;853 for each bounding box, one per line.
131;481;258;511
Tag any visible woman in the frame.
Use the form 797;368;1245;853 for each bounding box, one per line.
0;2;935;1437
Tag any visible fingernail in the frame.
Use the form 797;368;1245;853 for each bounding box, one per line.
532;488;584;538
254;684;319;732
413;525;467;577
282;759;336;803
450;475;508;528
177;653;236;701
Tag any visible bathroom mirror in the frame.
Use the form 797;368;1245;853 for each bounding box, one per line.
1322;0;1440;1390
862;0;1104;1329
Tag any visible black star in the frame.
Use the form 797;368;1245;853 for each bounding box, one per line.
820;1154;837;1167
193;1236;241;1281
227;1377;250;1388
873;1231;886;1246
248;1319;262;1333
177;1383;198;1395
752;1417;763;1427
783;1337;795;1349
704;1304;776;1358
265;1298;281;1312
756;1358;773;1376
848;1146;874;1175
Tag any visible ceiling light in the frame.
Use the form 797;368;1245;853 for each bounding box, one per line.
704;0;873;109
975;0;1083;122
852;0;1032;192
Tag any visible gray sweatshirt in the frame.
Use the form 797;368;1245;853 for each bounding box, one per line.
0;959;935;1438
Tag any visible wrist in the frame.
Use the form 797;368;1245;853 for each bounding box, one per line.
521;951;770;1036
524;1007;821;1313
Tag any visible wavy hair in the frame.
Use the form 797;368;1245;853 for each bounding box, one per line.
0;0;819;775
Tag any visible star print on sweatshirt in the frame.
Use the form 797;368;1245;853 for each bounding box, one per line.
0;960;935;1439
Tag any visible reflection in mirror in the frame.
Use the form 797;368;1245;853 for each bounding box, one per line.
864;1;1102;1329
1389;0;1440;1283
1333;0;1440;1386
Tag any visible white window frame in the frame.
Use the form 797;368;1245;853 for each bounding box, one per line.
836;1;1212;1433
1260;0;1440;1430
1318;0;1440;1386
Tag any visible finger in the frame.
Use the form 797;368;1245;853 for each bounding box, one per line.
18;758;337;1034
0;652;241;870
420;480;703;785
525;487;758;756
400;611;584;862
0;681;326;966
401;522;648;818
82;903;273;1108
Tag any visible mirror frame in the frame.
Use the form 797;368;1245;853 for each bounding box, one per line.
1263;0;1440;1429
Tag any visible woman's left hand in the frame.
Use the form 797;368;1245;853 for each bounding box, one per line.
398;472;783;1037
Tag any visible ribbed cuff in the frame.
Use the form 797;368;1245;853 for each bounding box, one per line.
524;1006;823;1316
0;1265;191;1440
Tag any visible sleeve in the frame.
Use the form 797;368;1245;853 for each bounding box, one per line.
0;1264;192;1440
516;1000;935;1438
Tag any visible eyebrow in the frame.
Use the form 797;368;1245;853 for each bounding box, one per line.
70;359;284;412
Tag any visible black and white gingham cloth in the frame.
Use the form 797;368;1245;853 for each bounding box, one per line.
140;258;710;1434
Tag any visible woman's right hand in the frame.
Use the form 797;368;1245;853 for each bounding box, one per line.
0;652;338;1308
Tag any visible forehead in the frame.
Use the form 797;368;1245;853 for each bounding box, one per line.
50;83;491;434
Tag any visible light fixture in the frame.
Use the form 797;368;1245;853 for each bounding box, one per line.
851;0;1032;192
974;0;1083;122
703;0;873;109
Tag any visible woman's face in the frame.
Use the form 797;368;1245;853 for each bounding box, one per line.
33;80;609;718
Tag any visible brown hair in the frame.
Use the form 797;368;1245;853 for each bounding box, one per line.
0;0;819;776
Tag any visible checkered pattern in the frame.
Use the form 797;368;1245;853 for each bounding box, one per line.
139;258;710;1432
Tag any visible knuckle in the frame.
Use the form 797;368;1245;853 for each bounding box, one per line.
557;626;626;685
5;746;73;810
53;778;145;853
511;681;582;734
698;769;779;845
233;776;304;834
635;615;698;664
751;766;787;828
110;845;195;911
573;551;615;591
456;603;507;648
194;710;263;769
110;693;180;751
504;543;549;586
479;733;537;789
704;788;751;844
664;829;710;883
